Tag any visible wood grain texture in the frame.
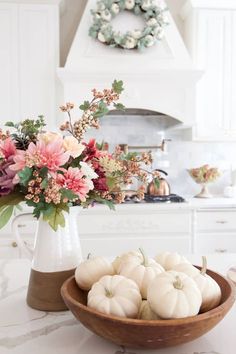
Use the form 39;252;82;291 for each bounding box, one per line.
61;268;235;349
27;268;75;311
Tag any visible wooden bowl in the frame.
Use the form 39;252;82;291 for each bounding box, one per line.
61;268;235;349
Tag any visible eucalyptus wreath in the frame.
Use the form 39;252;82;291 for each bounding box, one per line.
89;0;169;50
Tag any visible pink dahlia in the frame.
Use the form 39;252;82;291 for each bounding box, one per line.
11;138;70;172
56;167;91;202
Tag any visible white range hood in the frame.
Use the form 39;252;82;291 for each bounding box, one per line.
58;0;201;126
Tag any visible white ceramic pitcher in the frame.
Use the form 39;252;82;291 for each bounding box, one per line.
12;207;83;311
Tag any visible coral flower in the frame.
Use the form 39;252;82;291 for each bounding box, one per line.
56;167;92;202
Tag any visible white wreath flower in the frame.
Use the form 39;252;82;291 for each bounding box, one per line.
125;0;135;10
89;0;168;50
111;3;120;14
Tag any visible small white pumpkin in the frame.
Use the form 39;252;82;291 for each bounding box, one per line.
138;300;161;320
155;252;190;270
87;275;142;318
75;255;114;290
112;250;143;274
172;257;222;312
119;249;164;299
172;262;200;277
196;257;222;312
147;271;202;319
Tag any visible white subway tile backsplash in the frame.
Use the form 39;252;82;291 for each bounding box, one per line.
85;115;236;197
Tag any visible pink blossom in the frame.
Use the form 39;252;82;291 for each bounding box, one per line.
10;150;26;171
0;138;16;159
56;167;91;202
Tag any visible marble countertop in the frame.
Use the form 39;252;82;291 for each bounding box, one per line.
0;255;236;354
78;197;236;213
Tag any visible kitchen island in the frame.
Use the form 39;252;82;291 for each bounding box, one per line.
0;254;235;354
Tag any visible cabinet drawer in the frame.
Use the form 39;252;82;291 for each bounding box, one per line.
79;211;191;235
81;236;191;257
196;233;236;254
196;210;236;232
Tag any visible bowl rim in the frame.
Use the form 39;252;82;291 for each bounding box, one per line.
61;268;235;327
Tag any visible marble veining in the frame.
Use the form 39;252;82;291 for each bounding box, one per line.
0;257;235;354
0;318;77;349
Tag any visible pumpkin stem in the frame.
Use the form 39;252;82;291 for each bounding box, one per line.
105;288;113;298
139;247;148;267
200;256;207;275
173;276;184;290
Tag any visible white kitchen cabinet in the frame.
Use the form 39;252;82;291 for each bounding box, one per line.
0;1;61;128
79;208;192;256
1;203;236;258
195;209;236;254
182;1;236;141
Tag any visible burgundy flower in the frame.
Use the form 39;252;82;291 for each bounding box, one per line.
92;166;108;192
83;139;103;162
0;156;17;196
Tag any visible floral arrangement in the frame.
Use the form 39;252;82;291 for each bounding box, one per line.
188;165;220;184
0;80;154;230
89;0;168;50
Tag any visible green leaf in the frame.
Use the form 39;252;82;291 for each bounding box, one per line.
113;103;125;111
112;80;124;94
153;177;160;189
18;167;32;186
43;206;65;231
60;188;78;201
39;167;48;178
5;121;15;127
106;176;117;190
0;205;14;229
16;204;23;211
93;100;109;118
41;178;48;189
79;101;90;111
122;152;138;161
0;193;24;208
93;195;115;210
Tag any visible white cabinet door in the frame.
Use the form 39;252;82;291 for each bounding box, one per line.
193;10;235;140
0;3;59;129
18;4;59;128
0;4;19;124
183;6;236;141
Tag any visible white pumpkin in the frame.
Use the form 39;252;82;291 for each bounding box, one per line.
172;257;221;312
172;262;200;277
119;249;164;299
75;255;114;290
138;300;161;320
112;250;143;273
87;275;142;318
147;271;202;319
155;252;190;270
182;257;221;312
